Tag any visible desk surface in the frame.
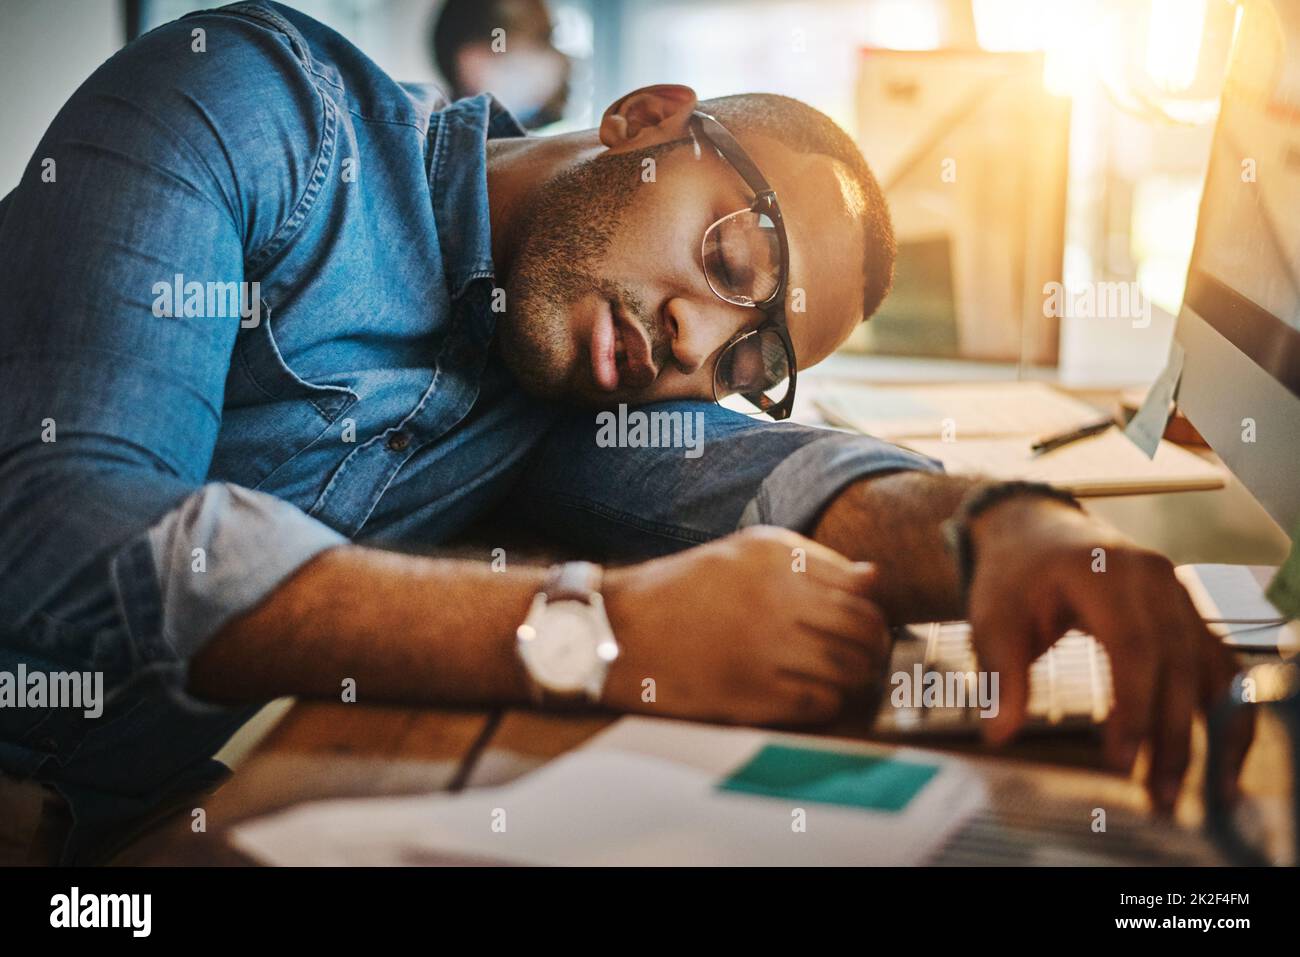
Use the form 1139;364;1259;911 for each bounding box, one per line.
123;690;1287;865
120;376;1294;866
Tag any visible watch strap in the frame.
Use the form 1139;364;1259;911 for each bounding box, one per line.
542;561;602;603
943;481;1082;611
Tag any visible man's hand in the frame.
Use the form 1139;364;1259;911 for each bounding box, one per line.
602;526;888;726
966;496;1253;814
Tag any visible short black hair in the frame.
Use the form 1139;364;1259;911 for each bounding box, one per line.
696;93;895;323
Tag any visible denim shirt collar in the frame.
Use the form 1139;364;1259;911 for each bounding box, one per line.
427;94;525;300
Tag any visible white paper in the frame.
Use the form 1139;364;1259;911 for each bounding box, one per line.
814;381;1100;440
230;716;986;867
899;427;1224;496
1123;337;1185;458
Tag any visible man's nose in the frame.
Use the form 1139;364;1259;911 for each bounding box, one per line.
663;295;747;375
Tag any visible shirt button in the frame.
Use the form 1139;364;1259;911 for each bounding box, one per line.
386;431;412;452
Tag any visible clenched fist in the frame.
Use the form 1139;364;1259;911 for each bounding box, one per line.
601;526;889;725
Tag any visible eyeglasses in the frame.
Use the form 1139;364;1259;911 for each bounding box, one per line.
691;110;797;421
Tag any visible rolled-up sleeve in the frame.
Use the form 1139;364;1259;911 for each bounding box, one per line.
503;400;941;560
736;430;942;531
115;484;345;681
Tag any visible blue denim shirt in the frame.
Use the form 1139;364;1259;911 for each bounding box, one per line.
0;1;937;860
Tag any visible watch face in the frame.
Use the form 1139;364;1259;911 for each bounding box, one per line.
519;602;605;692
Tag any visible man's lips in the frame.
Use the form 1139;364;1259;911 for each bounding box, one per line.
588;298;658;392
611;300;657;390
590;301;618;391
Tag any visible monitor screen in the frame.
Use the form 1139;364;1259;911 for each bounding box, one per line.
1186;0;1300;399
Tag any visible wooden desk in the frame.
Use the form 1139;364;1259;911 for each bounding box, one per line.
124;693;1288;865
118;703;490;864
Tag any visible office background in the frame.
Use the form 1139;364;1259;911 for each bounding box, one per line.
0;0;1240;387
2;0;1297;871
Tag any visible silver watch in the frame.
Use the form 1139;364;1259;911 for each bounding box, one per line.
515;562;619;704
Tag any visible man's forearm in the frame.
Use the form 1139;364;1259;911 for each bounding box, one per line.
812;471;984;623
188;470;1030;704
188;545;546;706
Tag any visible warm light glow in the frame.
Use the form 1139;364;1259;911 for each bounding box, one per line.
973;1;1219;102
973;0;1099;98
1042;1;1099;98
1131;175;1202;315
863;0;941;51
1145;0;1207;93
973;0;1045;51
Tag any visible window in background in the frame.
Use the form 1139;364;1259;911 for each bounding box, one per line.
971;0;1238;385
855;47;1069;365
543;2;596;131
596;0;950;135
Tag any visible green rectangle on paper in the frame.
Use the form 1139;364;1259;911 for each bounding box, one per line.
718;744;938;812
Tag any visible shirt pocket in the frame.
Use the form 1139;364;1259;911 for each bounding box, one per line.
211;303;359;489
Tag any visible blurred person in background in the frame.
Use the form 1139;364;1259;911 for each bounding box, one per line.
430;0;570;128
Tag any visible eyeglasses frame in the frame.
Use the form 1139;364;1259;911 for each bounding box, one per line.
690;110;798;421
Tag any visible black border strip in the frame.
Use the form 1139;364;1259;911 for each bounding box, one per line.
5;866;1285;939
1184;269;1300;399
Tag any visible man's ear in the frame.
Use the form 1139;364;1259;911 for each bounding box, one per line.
599;85;698;152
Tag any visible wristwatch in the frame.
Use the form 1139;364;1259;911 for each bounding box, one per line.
515;562;620;705
942;480;1083;610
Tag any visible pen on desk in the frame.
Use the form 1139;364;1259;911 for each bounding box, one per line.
1030;418;1116;457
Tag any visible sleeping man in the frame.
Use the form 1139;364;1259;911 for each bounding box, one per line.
0;1;1248;860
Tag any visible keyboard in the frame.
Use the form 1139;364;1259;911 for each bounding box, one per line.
877;622;1114;736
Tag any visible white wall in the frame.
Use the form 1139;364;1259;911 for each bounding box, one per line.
0;0;123;193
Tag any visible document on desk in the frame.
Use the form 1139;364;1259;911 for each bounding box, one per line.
229;717;986;866
898;428;1225;496
815;380;1224;495
814;380;1101;440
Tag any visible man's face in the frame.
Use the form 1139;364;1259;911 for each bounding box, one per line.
495;126;867;407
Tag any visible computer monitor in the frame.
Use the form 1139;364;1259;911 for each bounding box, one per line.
1177;0;1300;534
